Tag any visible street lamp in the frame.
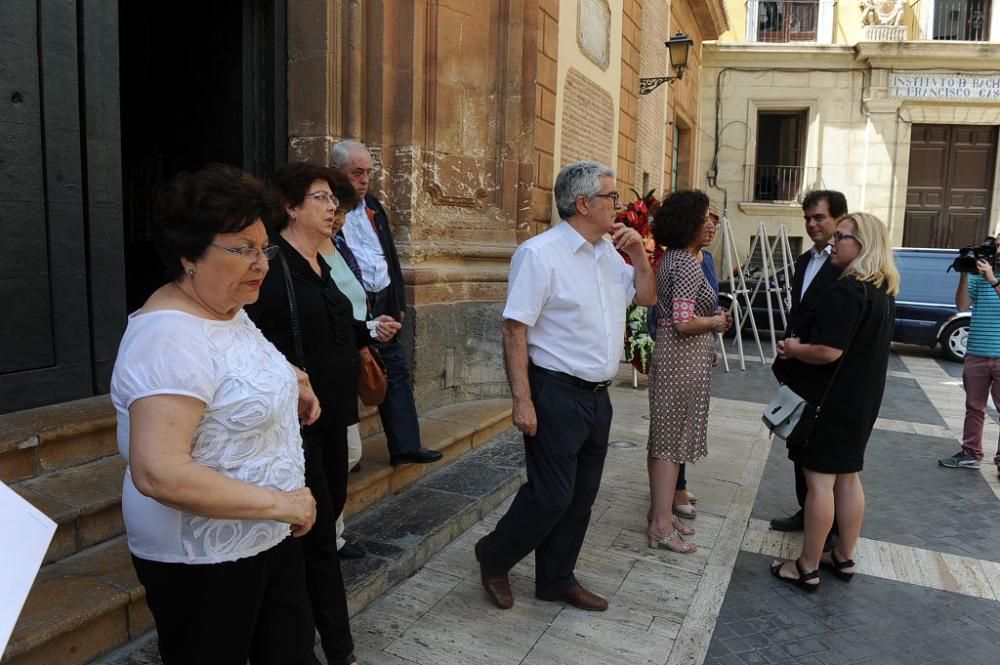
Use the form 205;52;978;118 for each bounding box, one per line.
638;33;694;95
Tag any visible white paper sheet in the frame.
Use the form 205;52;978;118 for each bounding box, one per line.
0;481;56;659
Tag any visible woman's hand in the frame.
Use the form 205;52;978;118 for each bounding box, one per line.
976;258;996;284
776;337;800;360
372;315;402;342
275;487;317;537
293;368;321;426
710;313;729;334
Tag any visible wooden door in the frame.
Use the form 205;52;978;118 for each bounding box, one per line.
904;124;997;248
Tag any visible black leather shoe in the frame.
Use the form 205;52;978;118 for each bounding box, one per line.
390;448;443;465
770;509;805;532
337;541;366;560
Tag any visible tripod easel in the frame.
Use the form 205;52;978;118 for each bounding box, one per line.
719;217;765;370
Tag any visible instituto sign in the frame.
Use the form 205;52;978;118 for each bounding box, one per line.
889;73;1000;100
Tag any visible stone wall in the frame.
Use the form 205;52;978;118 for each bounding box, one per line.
616;0;642;193
635;0;668;195
559;67;616;166
286;0;538;412
529;0;560;240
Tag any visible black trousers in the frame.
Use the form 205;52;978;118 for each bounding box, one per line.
794;461;807;508
133;537;320;665
302;426;355;663
480;368;612;592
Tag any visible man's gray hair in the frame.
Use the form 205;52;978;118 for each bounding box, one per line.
554;160;615;219
329;139;369;168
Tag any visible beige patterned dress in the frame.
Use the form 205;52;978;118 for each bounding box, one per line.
647;249;717;462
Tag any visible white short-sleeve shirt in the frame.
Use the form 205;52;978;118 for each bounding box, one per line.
502;221;636;382
110;309;306;564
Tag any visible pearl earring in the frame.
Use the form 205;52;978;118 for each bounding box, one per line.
187;268;196;277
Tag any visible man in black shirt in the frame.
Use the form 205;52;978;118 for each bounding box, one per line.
770;190;846;532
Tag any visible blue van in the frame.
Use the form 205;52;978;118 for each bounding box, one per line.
893;248;968;362
720;247;969;361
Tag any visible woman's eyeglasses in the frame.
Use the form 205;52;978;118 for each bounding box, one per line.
212;244;280;261
832;231;860;245
303;192;339;207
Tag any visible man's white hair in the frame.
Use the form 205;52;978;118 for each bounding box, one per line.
329;139;369;168
554;161;615;219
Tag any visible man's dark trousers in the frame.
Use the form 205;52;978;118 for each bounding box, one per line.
479;367;612;592
367;287;421;456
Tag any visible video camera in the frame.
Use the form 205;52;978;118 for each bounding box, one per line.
950;238;999;273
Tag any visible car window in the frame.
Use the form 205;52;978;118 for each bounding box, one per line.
894;250;960;305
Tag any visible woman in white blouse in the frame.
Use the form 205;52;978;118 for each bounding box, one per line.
111;165;322;665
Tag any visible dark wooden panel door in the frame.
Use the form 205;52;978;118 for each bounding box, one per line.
904;124;997;248
0;1;95;412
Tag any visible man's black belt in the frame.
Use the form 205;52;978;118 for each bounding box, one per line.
531;364;611;392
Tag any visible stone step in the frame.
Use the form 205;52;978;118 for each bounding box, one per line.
1;537;151;665
345;398;513;519
89;425;527;665
12;456;126;565
0;397;117;484
5;398;513;665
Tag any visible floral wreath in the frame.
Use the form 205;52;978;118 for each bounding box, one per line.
617;189;660;374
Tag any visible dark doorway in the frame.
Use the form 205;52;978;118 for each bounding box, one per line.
904;124;997;248
119;0;286;311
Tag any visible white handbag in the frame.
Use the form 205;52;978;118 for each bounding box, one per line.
762;385;810;441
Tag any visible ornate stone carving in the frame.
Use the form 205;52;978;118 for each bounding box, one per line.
860;0;905;26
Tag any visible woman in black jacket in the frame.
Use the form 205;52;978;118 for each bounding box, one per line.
769;212;898;592
246;162;398;665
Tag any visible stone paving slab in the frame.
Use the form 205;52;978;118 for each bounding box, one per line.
705;551;1000;665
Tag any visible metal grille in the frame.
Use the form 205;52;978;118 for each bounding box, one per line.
746;165;818;202
934;0;991;40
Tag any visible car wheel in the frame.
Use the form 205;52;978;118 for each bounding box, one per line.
939;319;968;363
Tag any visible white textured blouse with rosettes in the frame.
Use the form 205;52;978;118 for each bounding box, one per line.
111;309;306;564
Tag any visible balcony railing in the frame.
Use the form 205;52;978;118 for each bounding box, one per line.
755;0;819;42
746;165;818;203
934;0;991;41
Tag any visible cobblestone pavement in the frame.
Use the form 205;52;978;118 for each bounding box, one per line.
342;346;1000;665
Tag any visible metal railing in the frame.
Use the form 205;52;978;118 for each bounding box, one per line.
746;164;818;202
934;0;991;40
755;0;819;42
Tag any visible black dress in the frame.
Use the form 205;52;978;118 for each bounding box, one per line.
783;276;896;474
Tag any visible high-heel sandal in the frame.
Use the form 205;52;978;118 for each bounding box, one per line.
769;559;820;593
819;549;855;582
672;517;695;536
648;529;698;553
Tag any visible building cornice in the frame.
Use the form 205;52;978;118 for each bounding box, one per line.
855;41;1000;69
692;1;730;41
702;43;859;69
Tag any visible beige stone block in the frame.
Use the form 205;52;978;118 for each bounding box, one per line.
543;14;558;60
287;54;331;133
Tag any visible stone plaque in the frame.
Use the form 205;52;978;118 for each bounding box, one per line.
578;0;610;69
889;73;1000;100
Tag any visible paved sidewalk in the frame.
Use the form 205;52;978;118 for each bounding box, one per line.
346;347;1000;665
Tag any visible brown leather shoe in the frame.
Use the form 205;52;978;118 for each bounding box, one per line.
535;584;608;611
474;537;513;609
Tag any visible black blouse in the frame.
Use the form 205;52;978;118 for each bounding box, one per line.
245;233;368;430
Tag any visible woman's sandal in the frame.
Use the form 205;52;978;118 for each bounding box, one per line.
819;549;856;582
672;517;695;536
769;559;820;593
672;503;698;519
648;528;698;553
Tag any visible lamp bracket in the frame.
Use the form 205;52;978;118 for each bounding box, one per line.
639;75;680;95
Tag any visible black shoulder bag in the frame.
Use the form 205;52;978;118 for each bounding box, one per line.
277;249;306;371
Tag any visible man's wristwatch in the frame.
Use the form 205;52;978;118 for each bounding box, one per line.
991;280;999;288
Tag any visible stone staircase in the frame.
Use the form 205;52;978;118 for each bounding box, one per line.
0;395;512;665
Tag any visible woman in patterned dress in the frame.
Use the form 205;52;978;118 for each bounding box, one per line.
646;190;731;554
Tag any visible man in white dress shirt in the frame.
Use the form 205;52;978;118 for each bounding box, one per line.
770;189;847;533
474;161;655;611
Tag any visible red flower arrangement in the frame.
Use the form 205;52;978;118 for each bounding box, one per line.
615;189;660;268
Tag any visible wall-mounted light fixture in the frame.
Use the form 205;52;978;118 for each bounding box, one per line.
638;33;694;95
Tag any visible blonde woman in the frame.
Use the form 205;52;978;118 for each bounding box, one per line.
769;212;899;592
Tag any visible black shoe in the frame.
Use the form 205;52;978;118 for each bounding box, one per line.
350;461;362;473
337;541;366;560
770;509;805;532
390;447;443;465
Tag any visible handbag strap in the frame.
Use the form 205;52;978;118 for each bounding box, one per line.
814;285;869;415
277;249;306;370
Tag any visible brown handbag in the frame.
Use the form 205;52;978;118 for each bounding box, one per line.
358;345;387;406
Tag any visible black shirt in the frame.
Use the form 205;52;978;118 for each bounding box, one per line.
245;233;367;430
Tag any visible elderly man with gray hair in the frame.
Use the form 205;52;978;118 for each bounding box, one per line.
329;140;443;467
474;160;655;611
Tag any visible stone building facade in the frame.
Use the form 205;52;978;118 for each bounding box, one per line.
0;0;727;416
700;0;1000;257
